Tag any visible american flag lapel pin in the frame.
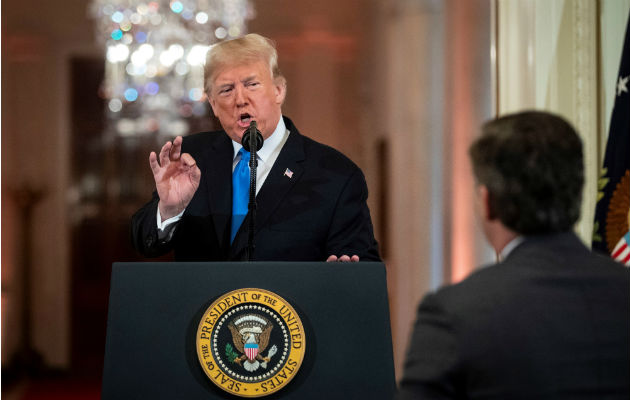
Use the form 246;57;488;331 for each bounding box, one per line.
284;168;294;178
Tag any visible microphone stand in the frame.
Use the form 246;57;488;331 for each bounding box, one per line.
242;121;263;261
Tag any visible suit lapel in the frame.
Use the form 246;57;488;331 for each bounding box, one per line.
254;131;305;232
202;133;233;252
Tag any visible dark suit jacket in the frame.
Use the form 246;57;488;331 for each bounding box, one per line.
131;116;380;261
398;232;630;399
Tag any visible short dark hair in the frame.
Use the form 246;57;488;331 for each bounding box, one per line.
469;111;584;234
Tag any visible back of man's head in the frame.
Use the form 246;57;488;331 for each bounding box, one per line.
469;110;584;235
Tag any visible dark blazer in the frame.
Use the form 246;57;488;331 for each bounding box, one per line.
131;116;380;262
398;232;630;400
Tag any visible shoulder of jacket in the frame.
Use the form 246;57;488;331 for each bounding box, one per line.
181;130;227;154
301;134;359;170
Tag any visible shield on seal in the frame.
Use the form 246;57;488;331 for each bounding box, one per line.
244;343;259;361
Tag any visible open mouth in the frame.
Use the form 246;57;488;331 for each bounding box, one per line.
239;113;252;125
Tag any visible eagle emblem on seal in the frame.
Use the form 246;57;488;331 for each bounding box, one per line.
226;314;278;372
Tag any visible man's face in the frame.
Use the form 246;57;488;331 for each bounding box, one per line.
208;60;286;143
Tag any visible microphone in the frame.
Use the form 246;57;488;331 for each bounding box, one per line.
242;120;263;152
242;120;262;261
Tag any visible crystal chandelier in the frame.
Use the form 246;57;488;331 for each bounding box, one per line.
90;0;254;138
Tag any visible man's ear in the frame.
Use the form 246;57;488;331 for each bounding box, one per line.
274;77;287;105
479;185;497;221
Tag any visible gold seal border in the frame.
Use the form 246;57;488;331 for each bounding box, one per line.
196;288;306;398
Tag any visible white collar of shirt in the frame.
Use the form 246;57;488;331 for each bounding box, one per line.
232;116;287;164
498;236;525;262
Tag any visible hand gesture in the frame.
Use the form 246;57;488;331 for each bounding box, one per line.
149;136;201;220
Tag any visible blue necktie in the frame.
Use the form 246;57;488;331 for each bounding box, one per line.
231;148;251;243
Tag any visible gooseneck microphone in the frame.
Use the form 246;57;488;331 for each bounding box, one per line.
242;120;263;261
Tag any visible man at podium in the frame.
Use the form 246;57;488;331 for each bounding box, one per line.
131;33;380;263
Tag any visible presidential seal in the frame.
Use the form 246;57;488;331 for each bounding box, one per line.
196;288;306;397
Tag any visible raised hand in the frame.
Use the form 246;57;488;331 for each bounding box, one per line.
149;136;201;220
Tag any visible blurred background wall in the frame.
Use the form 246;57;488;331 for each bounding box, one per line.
2;0;629;392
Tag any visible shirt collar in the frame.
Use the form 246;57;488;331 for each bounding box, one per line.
498;236;525;262
232;116;286;162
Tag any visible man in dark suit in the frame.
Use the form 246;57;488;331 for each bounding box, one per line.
131;33;379;262
398;111;629;399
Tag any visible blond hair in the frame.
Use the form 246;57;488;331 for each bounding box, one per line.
204;33;286;96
